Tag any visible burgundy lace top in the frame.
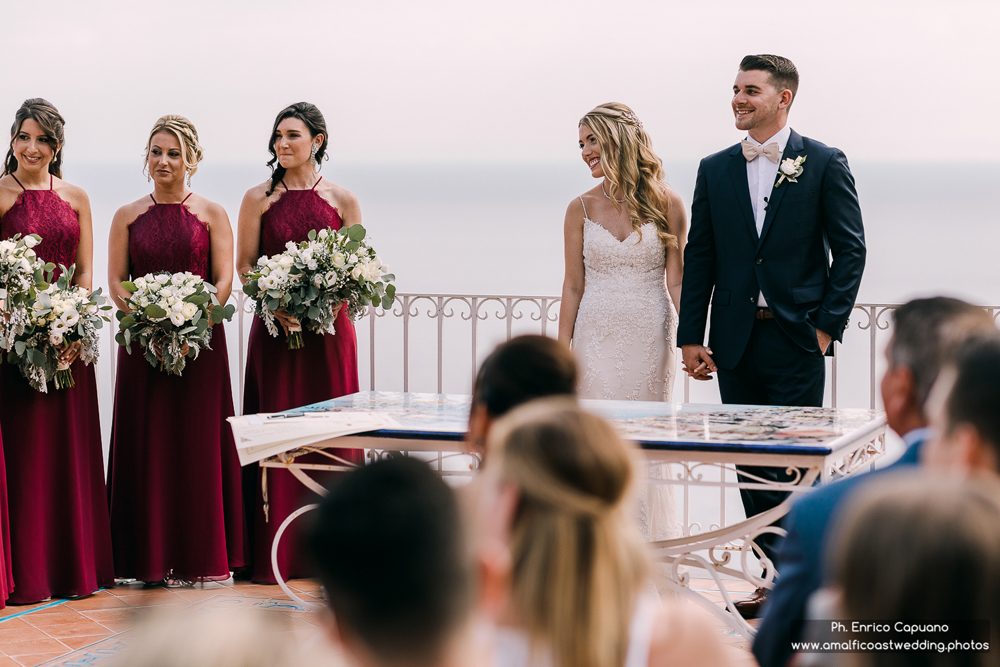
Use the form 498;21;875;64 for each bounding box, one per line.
0;174;80;275
259;177;342;256
129;193;211;281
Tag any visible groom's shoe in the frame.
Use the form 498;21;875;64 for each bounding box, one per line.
733;587;769;619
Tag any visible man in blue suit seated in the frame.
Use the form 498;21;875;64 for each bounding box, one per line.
752;297;996;667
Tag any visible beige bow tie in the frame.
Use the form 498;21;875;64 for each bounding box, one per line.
742;141;780;163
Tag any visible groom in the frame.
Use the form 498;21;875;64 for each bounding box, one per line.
677;54;866;616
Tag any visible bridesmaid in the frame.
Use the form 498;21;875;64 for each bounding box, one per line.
236;102;364;583
0;98;114;603
106;116;245;585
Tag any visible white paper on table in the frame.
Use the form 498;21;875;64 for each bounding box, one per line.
228;411;399;466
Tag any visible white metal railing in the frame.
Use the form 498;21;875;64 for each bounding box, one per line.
99;294;1000;413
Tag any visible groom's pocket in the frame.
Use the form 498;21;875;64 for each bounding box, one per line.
712;290;730;306
792;284;824;304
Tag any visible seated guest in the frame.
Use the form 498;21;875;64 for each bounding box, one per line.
466;335;578;455
753;297;995;667
482;398;736;667
309;457;486;667
828;473;1000;667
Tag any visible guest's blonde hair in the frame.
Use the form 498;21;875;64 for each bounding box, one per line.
580;103;677;247
144;115;204;182
489;398;649;667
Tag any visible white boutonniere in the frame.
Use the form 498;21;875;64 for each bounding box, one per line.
775;155;807;188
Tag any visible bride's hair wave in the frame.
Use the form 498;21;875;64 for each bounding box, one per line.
580;103;677;248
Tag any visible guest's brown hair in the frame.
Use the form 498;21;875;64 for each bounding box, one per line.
740;54;799;106
4;98;66;178
472;335;578;417
489;398;649;667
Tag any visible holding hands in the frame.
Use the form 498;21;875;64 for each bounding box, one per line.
681;344;717;381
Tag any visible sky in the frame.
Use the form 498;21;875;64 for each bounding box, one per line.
2;0;997;166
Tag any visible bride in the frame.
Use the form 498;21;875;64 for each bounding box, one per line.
558;102;687;544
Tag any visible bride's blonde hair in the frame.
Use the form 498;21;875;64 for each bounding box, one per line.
489;398;649;667
580;103;677;247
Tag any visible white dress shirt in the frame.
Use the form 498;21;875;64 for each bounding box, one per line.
745;124;791;307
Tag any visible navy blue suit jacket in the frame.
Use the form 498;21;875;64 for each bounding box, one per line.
677;130;866;369
751;439;925;667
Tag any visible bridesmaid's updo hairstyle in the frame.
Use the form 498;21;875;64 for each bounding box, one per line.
265;102;329;197
580;103;677;248
4;98;66;179
143;115;204;184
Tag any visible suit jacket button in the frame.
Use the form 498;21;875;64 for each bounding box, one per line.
756;258;763;264
750;297;756;303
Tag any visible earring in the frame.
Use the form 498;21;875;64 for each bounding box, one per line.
310;144;319;165
187;171;192;187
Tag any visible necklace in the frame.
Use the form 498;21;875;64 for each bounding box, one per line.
602;181;625;203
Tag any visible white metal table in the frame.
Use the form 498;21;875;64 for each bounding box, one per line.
258;391;886;637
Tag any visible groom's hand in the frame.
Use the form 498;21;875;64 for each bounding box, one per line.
682;344;717;381
816;328;832;354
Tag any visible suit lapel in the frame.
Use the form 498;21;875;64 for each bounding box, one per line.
757;129;805;249
726;145;758;241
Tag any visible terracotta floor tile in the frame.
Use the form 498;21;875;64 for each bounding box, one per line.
39;619;109;639
55;633;114;650
2;637;67;657
172;588;234;602
0;623;50;645
287;579;321;592
93;619;132;633
0;619;30;630
20;610;84;628
63;594;130;611
117;590;185;607
0;657;19;667
12;652;68;667
107;583;167;597
79;608;143;624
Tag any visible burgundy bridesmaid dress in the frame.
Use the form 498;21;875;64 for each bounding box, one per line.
107;194;245;582
0;174;115;603
243;177;363;583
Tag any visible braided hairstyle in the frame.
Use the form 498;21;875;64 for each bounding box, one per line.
580;103;677;248
4;98;66;178
265;102;329;197
144;115;204;184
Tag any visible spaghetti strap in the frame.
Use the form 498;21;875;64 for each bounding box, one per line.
310;176;323;191
10;174;25;192
181;193;193;204
579;196;589;220
49;174;54;190
149;194;158;205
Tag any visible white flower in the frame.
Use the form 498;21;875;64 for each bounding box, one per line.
312;274;323;287
169;311;185;326
86;304;98;314
348;254;358;264
332;253;346;268
171;301;185;313
23;235;39;248
171;272;185;285
155;273;170;284
63;311;80;326
779;160;798;176
325;271;338;285
49;332;64;346
351;265;364;280
181;302;198;320
271;269;288;283
278;255;294;268
260;275;279;290
134;277;148;290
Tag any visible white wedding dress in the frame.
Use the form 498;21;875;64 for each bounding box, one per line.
571;199;682;546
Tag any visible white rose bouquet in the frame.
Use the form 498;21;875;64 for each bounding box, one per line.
0;233;45;352
11;264;111;392
115;271;237;376
242;225;394;350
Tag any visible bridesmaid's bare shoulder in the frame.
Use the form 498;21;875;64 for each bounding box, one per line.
113;195;156;228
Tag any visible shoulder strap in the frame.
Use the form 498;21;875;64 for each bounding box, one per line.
149;194;158;205
181;192;193;204
311;176;323;191
49;174;54;190
10;174;25;192
579;196;589;220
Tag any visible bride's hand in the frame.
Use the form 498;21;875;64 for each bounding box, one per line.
273;308;301;335
681;344;716;381
58;340;83;366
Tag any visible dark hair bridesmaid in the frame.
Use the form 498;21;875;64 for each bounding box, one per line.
0;98;114;603
235;102;364;583
106;115;245;586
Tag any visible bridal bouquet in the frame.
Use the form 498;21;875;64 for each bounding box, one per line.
0;233;46;351
242;225;394;350
11;264;110;392
115;272;237;376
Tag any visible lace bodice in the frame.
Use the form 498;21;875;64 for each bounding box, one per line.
1;175;80;276
260;179;342;256
129;195;211;280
